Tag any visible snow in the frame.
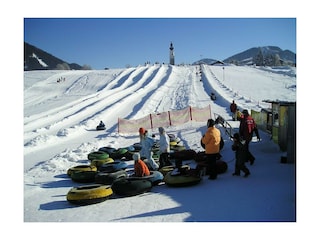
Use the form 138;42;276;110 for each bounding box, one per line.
32;53;48;67
21;64;303;238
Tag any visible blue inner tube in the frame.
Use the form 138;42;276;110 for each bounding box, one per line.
129;171;164;186
98;160;128;172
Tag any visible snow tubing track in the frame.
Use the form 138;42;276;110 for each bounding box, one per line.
67;184;113;205
111;178;152;197
129;171;164;186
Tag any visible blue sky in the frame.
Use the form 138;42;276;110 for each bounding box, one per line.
24;18;296;69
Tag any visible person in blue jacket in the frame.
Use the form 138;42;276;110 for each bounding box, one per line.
139;128;159;170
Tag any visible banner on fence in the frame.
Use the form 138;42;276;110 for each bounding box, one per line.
118;105;211;133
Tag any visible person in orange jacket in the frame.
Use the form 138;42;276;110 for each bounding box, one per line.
133;153;150;177
201;118;221;180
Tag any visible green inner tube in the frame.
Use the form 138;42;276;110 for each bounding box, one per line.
88;151;109;161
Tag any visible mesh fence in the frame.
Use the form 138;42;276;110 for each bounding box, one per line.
118;105;211;133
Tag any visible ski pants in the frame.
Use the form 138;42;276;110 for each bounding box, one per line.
205;153;219;179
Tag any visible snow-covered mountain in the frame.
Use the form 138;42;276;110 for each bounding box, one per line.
24;42;296;71
24;42;83;70
223;46;296;66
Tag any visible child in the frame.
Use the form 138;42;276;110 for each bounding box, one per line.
158;127;172;169
231;133;250;177
133;153;150;177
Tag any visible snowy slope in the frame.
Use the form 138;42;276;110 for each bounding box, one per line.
23;64;297;231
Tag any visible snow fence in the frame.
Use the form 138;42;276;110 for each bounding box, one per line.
118;105;212;134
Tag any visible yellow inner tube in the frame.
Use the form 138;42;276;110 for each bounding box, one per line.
67;184;113;201
67;165;97;176
91;158;114;167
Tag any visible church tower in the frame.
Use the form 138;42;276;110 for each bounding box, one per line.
169;42;175;65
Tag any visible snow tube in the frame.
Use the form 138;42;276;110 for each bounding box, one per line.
98;160;128;172
70;170;97;183
67;165;97;176
159;165;190;177
91;158;114;169
170;141;178;146
109;148;130;159
125;145;135;152
67;184;113;205
95;170;128;185
98;146;116;155
88;151;109;161
196;160;228;175
164;168;202;187
216;160;228;174
171;145;186;152
170;149;197;160
111;178;152;197
129;171;164;186
133;143;142;151
96;125;106;131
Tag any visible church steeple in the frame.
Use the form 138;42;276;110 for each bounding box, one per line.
169;42;175;65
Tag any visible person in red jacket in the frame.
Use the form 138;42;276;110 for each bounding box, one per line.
133;153;150;177
230;100;237;121
239;109;260;165
201;118;221;180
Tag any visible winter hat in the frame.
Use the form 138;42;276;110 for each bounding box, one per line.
207;119;215;128
133;153;140;161
242;109;249;115
158;127;165;134
233;133;240;140
139;127;146;134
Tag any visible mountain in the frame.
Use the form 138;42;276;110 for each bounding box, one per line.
24;42;83;71
223;46;296;66
193;58;224;65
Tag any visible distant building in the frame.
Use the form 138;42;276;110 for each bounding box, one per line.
169;42;175;65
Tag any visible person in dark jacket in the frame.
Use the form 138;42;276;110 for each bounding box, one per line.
230;100;237;121
239;109;260;165
231;133;250;177
98;121;105;127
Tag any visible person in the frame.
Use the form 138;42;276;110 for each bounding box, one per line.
231;133;250;177
239;109;260;165
158;127;172;169
138;127;159;170
98;121;105;127
133;153;150;177
210;92;216;101
230;100;237;121
236;109;242;121
201;118;221;180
